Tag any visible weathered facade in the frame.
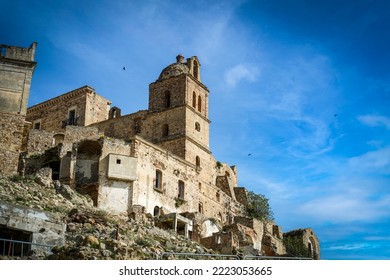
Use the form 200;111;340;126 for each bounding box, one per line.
0;44;320;257
0;43;37;176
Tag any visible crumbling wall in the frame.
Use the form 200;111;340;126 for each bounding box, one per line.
283;228;320;259
201;231;239;254
0;42;37;176
26;129;54;154
97;138;133;213
61;126;101;157
0;201;65;249
0;42;37;116
262;222;286;256
0;115;26;176
89;110;148;140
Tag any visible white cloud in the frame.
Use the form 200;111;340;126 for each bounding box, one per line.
224;64;259;87
324;243;377;251
348;146;390;175
299;193;390;223
358;114;390;129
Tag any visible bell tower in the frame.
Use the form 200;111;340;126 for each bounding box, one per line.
146;55;211;164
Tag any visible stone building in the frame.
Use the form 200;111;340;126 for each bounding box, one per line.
0;42;37;176
1;43;320;257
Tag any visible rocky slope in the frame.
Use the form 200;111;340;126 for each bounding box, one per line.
0;171;216;260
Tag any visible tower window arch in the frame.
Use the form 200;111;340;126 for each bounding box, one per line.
162;124;169;137
192;92;196;108
197;96;202;112
195;122;200;131
196;156;200;167
164;91;171;108
193;60;199;79
198;202;203;214
178;180;185;199
154;206;161;217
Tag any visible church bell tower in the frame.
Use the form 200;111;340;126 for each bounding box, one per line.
147;54;211;165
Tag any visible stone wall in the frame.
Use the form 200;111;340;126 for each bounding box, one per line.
98;137;133;213
0;42;37;116
26;129;55;154
90;110;148;140
262;222;286;256
0;42;37;176
0;114;26;176
283;228;320;259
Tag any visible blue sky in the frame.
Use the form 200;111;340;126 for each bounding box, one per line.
2;0;390;259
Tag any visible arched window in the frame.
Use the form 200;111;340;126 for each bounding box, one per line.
162;124;169;137
198;182;202;192
154;206;161;217
164;91;171;108
195;122;200;131
216;191;220;202
196;156;200;167
109;106;121;119
155;170;162;189
109;106;122;119
53;133;65;146
193;60;199;79
198;202;203;214
178;180;185;199
192;92;196;108
197;96;202;112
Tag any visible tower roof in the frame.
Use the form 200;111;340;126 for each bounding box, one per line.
158;54;190;81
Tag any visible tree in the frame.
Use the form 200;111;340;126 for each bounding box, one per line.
245;191;274;221
283;236;311;258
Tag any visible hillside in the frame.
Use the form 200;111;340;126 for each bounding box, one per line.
0;171;217;260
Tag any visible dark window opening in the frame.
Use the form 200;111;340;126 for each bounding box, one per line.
68;109;76;125
192;92;196;107
196;156;200;168
43;161;60;180
178;180;185;199
165;91;171;108
195;122;200;131
197;96;202;112
154;206;161;217
0;226;32;257
155;170;162;189
33;122;41;130
116;159;121;164
162;124;169;137
198;202;203;214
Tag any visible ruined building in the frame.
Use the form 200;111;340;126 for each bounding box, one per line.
0;43;320;258
0;42;37;176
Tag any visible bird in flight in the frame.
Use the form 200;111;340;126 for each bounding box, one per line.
123;67;126;70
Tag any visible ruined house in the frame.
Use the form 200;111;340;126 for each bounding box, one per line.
0;43;320;258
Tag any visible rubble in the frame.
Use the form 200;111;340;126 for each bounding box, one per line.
0;174;216;260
